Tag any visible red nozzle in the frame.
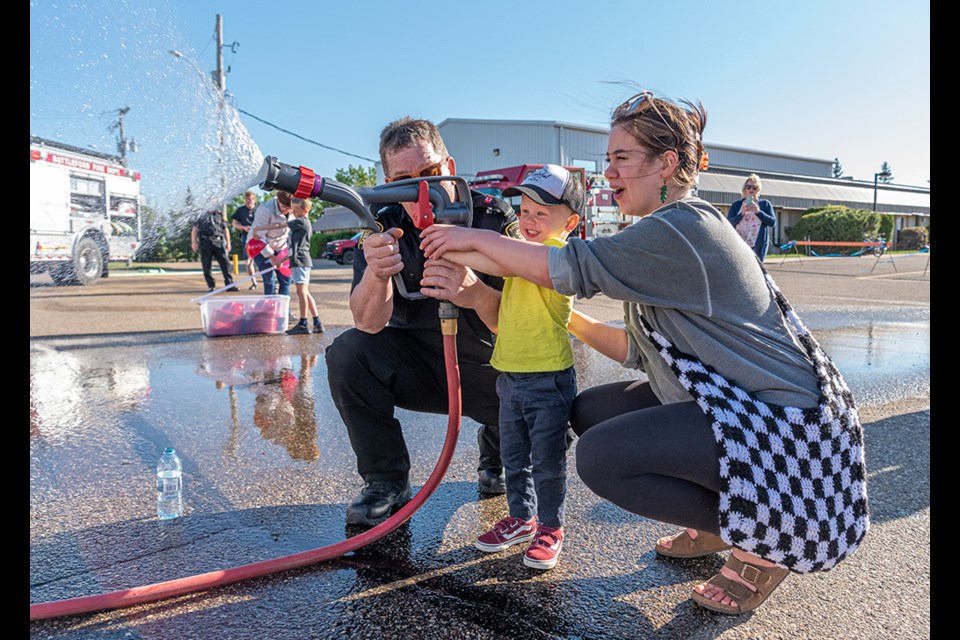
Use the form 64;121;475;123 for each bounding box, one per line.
411;180;434;230
294;166;316;199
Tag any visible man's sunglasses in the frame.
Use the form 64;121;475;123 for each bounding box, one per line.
386;158;447;183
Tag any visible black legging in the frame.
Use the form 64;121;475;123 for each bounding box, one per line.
571;380;723;535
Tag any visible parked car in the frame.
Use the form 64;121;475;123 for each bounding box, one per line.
323;232;363;265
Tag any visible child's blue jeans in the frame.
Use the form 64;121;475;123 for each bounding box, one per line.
496;367;577;529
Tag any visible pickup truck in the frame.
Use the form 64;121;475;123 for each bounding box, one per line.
323;231;363;265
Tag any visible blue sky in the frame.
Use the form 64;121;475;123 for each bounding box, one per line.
30;0;930;212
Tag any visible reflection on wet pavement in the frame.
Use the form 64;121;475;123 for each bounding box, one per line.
30;315;929;472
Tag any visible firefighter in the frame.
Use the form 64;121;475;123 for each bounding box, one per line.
191;208;237;292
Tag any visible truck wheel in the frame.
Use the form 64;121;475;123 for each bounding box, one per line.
72;237;105;286
342;249;354;265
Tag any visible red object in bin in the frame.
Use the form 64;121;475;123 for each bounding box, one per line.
209;301;247;336
243;298;284;334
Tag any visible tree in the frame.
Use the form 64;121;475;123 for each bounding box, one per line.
878;161;894;183
832;158;843;178
335;164;377;188
312;164;377;221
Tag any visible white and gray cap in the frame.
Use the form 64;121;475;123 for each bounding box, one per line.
502;164;584;215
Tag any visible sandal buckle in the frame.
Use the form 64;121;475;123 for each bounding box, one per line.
739;564;762;584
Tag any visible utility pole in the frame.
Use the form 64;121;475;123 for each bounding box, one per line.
215;15;225;97
113;106;136;167
215;14;226;218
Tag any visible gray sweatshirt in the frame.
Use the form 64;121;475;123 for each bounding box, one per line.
548;196;820;408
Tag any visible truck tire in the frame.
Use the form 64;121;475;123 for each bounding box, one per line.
71;237;105;286
342;249;355;265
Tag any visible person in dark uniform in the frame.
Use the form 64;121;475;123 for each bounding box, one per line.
191;208;237;292
326;116;522;526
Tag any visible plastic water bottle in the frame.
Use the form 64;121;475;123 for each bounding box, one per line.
156;447;183;520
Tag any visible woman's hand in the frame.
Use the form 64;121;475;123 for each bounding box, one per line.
743;198;760;214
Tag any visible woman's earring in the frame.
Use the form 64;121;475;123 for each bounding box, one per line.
660;184;668;204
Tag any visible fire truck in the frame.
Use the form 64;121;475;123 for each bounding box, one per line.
30;136;143;285
583;174;629;238
468;165;626;239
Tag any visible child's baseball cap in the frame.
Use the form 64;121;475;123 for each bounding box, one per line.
502;164;584;215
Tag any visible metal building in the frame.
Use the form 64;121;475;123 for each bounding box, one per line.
436;118;930;251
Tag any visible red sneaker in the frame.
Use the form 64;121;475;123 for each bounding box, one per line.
523;525;564;570
475;516;538;552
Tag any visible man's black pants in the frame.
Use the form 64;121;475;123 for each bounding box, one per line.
199;240;234;289
326;326;501;484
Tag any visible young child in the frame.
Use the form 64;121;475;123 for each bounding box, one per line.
251;197;324;335
426;165;583;570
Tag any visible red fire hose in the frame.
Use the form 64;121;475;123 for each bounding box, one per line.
31;320;462;621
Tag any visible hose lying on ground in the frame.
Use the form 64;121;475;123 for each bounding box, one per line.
31;330;463;621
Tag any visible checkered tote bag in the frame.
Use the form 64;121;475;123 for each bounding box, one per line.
639;268;869;573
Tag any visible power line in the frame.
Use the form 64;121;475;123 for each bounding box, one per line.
236;107;377;164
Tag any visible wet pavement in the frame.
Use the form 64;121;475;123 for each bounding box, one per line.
29;253;931;639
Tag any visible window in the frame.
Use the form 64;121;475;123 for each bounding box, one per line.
69;174;105;217
110;196;138;217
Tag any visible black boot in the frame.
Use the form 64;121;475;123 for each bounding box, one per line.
477;424;506;495
345;479;411;526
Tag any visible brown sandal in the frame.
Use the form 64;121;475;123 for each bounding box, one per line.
691;554;790;614
654;530;732;559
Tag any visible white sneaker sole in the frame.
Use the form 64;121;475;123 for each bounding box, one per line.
474;532;536;553
523;553;560;570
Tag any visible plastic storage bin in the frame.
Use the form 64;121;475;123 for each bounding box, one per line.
200;295;290;337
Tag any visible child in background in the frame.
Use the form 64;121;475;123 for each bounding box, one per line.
252;197;324;335
428;165;583;570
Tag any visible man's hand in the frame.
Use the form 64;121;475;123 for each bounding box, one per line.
419;224;479;259
350;227;404;333
419;256;482;308
362;228;405;281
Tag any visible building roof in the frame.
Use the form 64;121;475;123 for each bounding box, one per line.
312;206;364;233
698;171;929;215
438;118;610;135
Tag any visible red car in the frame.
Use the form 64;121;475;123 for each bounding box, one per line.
323;231;363;265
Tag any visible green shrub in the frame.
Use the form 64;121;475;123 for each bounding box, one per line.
897;226;929;251
788;205;884;255
878;214;894;242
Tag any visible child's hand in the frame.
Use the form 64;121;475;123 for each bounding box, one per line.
269;255;281;268
419;224;476;258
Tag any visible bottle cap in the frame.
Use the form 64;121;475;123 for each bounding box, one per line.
164;447;175;454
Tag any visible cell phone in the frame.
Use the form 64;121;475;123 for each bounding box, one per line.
745;195;754;206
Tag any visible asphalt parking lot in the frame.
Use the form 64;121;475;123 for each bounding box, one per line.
29;252;931;639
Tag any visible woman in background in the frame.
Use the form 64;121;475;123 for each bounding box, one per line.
726;173;776;261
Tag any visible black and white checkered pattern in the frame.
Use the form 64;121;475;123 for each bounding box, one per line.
640;270;869;574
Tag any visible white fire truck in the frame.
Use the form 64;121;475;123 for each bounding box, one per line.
30;136;143;285
583;174;628;238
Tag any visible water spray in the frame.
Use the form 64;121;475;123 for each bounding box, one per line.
31;157;472;621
